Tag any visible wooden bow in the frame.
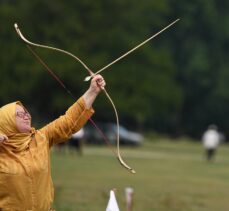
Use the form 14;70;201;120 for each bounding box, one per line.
14;23;136;173
14;19;179;173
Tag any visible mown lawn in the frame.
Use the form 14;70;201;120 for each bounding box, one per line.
51;139;229;211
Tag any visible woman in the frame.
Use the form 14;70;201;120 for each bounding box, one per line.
0;74;105;211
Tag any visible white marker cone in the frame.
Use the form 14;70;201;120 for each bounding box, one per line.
106;190;120;211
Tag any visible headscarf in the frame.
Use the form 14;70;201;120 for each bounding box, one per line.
0;101;35;152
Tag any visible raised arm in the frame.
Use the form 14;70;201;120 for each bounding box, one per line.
39;75;105;146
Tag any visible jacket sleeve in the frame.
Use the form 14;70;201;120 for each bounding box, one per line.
39;97;94;146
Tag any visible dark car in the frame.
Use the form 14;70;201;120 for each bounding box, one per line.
84;123;143;146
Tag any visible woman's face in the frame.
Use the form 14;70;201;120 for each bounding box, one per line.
15;105;32;133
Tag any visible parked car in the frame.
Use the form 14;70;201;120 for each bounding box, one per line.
84;122;143;146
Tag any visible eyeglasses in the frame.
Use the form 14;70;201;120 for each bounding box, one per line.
16;111;31;120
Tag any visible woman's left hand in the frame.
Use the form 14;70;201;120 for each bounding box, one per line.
89;74;106;94
83;74;106;108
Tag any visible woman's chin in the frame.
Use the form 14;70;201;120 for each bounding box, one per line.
22;126;32;133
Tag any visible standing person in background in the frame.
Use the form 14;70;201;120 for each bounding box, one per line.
0;74;105;211
70;128;85;155
202;124;221;162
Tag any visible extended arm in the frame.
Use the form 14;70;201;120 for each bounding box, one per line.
40;75;105;146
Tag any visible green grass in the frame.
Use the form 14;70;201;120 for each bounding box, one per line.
51;139;229;211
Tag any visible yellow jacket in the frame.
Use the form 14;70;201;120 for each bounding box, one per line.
0;97;94;211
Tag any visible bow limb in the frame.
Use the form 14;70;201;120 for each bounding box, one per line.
84;18;180;81
103;89;136;173
14;23;93;76
14;23;135;173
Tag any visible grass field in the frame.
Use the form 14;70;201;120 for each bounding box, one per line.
51;139;229;211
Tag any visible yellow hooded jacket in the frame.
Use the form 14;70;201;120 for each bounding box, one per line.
0;97;94;211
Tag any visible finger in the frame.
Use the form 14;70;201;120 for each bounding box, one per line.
97;79;104;85
96;77;105;86
97;80;105;87
96;81;105;90
0;136;6;142
96;78;104;84
94;74;103;81
100;83;106;90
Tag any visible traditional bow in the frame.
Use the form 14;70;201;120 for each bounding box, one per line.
14;23;137;173
14;19;179;174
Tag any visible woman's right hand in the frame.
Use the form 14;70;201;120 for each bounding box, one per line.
83;74;106;108
0;134;8;142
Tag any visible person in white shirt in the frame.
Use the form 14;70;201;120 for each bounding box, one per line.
70;128;85;155
202;124;221;161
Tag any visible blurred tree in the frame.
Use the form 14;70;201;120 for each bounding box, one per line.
2;0;229;139
0;0;182;133
169;0;229;137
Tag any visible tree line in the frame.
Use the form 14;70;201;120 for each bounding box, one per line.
0;0;229;139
